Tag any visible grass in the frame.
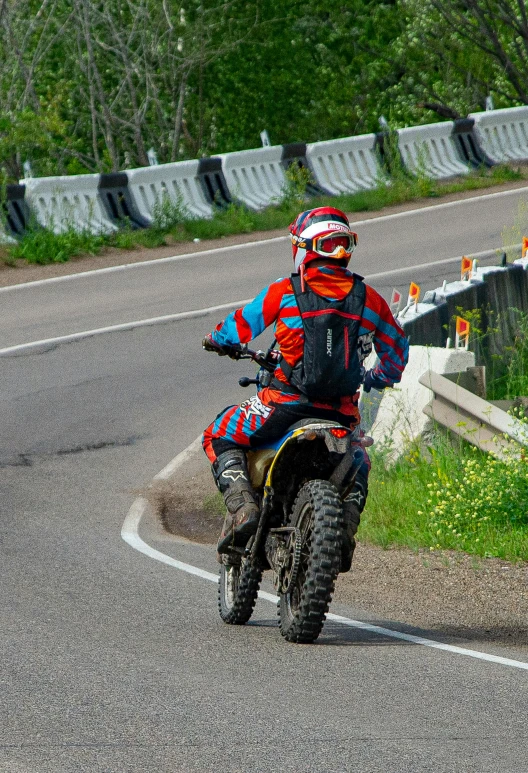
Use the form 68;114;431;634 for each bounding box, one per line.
5;225;107;265
457;307;528;400
361;433;528;563
1;163;525;267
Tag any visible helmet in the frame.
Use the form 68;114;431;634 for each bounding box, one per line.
289;207;358;272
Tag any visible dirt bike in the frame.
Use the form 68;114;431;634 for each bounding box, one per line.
216;342;369;644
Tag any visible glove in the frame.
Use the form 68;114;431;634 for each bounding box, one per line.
202;333;227;356
363;369;390;393
225;343;248;360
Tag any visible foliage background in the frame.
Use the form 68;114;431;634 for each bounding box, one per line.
1;0;527;180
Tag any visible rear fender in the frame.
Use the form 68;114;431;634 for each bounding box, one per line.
263;423;352;498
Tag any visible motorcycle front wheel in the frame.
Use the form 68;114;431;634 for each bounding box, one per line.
218;555;263;625
279;479;343;643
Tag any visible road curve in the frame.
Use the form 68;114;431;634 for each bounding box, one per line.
2;191;528;772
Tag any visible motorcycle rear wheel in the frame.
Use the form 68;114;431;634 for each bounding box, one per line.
279;479;343;643
218;555;263;625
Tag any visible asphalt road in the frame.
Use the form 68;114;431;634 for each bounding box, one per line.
2;189;528;772
2;186;528;350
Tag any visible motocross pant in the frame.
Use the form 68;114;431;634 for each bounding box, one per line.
202;385;370;482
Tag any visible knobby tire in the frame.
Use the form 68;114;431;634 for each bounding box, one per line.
218;556;263;625
279;479;343;644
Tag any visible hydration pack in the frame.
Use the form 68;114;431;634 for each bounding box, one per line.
281;273;367;401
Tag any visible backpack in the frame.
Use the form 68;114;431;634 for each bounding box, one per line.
280;272;367;401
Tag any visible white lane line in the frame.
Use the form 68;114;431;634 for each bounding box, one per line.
3;185;527;294
0;299;251;357
350;185;528;226
0;237;287;294
122;498;219;584
2;244;517;357
121;444;528;672
366;245;518;282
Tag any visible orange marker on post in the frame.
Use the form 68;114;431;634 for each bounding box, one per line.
461;256;472;281
522;237;528;258
390;289;402;315
407;282;420;307
455;316;470;350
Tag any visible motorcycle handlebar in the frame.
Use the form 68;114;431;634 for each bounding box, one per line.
221;344;277;371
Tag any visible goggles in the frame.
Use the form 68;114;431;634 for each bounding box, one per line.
313;231;358;257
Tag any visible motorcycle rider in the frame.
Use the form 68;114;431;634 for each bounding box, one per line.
202;206;409;570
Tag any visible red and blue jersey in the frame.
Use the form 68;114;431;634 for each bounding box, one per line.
211;265;408;398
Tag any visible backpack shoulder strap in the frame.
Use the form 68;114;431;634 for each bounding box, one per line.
350;273;367;306
279;274;306;382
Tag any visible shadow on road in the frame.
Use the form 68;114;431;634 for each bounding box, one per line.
245;617;527;652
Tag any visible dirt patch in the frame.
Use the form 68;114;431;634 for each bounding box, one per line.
334;544;528;649
2;179;528;289
153;466;528;649
143;468;224;545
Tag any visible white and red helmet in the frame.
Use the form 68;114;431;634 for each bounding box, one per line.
289;207;358;272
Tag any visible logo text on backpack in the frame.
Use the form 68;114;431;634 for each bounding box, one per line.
326;328;332;356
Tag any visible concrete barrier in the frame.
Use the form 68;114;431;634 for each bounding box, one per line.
2;184;29;238
197;157;231;207
99;173;150;229
0;222;15;244
219;146;286;210
397;121;469;179
22;174;117;234
470;106;528;163
282;143;329;196
452;118;493;168
360;345;475;460
126;161;213;222
305;134;382;195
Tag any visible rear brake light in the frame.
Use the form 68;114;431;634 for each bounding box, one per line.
330;428;349;438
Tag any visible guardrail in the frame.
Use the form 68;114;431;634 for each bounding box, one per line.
469;106;528;163
306;133;382;194
397;121;470;179
8;106;528;236
126;160;213;223
419;369;528;458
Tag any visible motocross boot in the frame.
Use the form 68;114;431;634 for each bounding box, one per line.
340;471;368;573
213;449;260;554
